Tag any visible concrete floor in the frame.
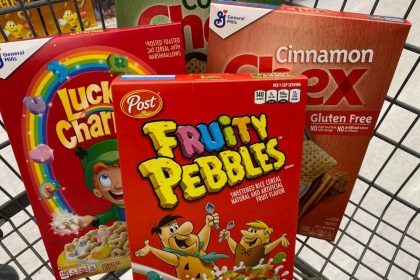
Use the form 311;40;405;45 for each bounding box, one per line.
0;0;419;279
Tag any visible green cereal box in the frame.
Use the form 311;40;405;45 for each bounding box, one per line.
115;0;281;73
116;0;209;73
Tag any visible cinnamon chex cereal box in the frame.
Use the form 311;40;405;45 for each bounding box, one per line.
112;73;307;279
207;1;411;241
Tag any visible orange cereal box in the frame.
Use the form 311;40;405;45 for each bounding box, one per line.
0;0;46;42
207;1;411;241
39;0;97;35
0;24;185;279
112;73;307;279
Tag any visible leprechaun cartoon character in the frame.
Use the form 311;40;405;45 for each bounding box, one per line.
219;220;289;267
135;214;228;279
75;139;125;227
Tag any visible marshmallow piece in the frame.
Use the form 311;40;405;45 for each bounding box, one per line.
23;96;46;115
39;180;60;199
97;227;111;243
107;54;128;74
47;61;69;83
29;144;54;163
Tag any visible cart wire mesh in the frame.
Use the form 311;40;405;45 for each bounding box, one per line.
0;0;419;279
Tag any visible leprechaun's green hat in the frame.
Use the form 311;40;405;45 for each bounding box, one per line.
75;139;119;192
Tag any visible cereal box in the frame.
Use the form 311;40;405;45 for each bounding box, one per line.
0;24;185;279
39;0;97;35
112;73;307;279
115;0;281;73
93;0;116;20
0;0;46;42
207;2;411;240
116;0;209;73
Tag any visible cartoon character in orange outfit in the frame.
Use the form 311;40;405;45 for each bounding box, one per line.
135;214;227;279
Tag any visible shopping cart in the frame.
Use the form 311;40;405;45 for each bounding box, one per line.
0;0;418;279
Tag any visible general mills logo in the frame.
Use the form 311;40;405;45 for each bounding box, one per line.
214;10;227;28
0;49;4;69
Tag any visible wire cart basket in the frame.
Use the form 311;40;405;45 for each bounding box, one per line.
0;0;419;279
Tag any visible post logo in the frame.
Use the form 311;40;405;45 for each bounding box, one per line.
214;10;227;28
120;90;163;119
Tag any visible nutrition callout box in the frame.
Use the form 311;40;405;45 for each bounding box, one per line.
112;73;307;280
0;25;185;279
207;1;411;241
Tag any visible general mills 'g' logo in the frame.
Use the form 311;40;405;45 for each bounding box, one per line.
214;10;227;28
0;49;4;69
120;90;163;119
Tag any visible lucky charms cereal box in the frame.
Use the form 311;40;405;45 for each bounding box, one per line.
0;24;185;279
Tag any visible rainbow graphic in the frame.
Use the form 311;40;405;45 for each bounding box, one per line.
22;49;153;216
83;104;114;118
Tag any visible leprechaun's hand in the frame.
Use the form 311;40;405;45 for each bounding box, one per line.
55;215;90;232
280;234;290;247
81;215;96;228
135;240;151;257
206;213;220;228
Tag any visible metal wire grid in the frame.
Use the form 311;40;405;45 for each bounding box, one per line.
286;1;420;279
0;0;419;279
292;55;420;280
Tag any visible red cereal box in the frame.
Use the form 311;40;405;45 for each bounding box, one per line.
0;25;185;279
207;1;411;241
112;73;307;280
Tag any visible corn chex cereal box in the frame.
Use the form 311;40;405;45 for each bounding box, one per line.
39;0;97;35
0;25;185;279
115;0;281;73
0;0;46;42
207;1;411;241
112;73;307;280
116;0;209;73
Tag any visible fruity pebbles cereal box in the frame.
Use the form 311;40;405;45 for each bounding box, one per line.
112;73;307;280
0;0;46;42
207;1;411;241
0;24;185;279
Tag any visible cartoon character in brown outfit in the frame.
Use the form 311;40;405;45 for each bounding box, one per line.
135;214;228;279
219;220;289;267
